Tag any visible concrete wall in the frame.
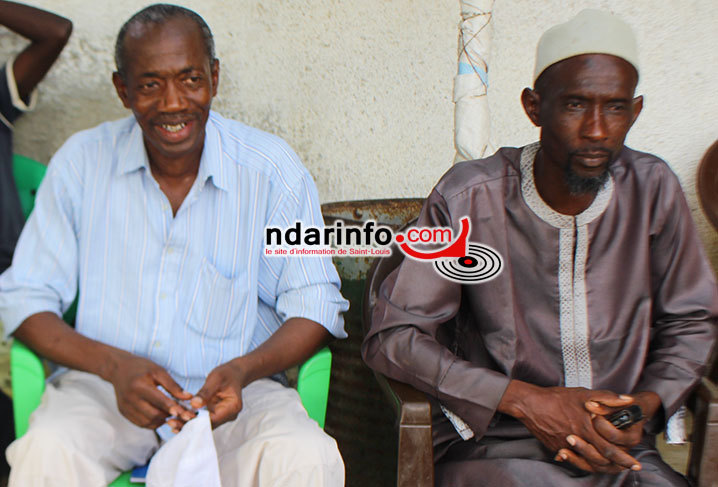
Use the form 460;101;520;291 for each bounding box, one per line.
0;0;457;203
1;1;716;262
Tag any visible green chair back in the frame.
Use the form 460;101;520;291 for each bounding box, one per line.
11;342;332;487
12;154;47;220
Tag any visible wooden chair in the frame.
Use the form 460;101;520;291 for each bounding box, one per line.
361;227;433;487
363;221;718;487
691;138;718;485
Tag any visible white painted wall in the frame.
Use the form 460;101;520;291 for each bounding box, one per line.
489;0;718;266
1;1;717;264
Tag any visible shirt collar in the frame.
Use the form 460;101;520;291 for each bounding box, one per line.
520;141;614;228
116;112;229;193
197;113;228;192
116;120;150;175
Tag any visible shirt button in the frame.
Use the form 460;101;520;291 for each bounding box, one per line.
153;341;162;348
160;292;168;299
166;247;175;255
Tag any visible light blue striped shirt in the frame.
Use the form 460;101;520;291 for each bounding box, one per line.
0;111;348;393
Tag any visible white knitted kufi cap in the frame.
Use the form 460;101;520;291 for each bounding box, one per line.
533;9;639;83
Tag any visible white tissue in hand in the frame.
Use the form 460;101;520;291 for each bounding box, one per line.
146;409;222;487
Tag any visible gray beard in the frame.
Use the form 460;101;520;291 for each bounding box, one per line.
564;165;609;195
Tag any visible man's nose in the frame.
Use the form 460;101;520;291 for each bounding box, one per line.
581;105;608;141
159;81;186;111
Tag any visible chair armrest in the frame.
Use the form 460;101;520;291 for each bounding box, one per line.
10;340;46;438
297;346;332;429
688;377;718;487
374;372;434;487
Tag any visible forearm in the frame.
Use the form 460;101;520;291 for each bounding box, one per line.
631;391;661;421
229;317;330;387
0;1;71;43
0;1;72;99
13;311;126;382
497;379;537;420
635;320;716;421
364;323;510;439
645;176;718;418
631;385;670;434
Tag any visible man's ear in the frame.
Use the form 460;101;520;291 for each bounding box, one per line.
210;58;220;97
629;95;643;128
521;87;541;127
112;72;131;109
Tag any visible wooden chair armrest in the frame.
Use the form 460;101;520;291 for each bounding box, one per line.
688;377;718;487
373;372;434;487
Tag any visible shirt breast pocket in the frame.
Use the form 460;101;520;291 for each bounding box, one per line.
179;257;248;340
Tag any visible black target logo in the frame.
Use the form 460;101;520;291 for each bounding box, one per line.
433;243;503;283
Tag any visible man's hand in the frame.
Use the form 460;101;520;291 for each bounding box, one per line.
557;390;663;470
190;360;245;428
13;313;195;430
498;380;640;473
181;318;329;430
107;350;194;430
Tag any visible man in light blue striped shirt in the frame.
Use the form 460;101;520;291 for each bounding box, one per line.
0;4;348;486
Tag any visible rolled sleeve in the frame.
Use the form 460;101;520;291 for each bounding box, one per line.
259;169;348;339
0;286;64;338
276;282;348;338
7;56;38;112
0;56;37;129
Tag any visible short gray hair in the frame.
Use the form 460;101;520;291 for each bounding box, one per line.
115;4;215;79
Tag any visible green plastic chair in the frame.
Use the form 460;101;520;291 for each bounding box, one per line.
12;153;46;220
11;343;332;486
9;154;333;486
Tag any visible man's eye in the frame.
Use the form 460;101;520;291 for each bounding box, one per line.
566;101;583;109
607;103;627;112
185;76;202;85
139;81;159;90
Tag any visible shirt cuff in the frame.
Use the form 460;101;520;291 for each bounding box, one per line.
7;56;38;113
634;360;702;433
0;288;61;339
276;283;349;339
436;358;511;439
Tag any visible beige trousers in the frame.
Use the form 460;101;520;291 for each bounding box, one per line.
6;370;344;487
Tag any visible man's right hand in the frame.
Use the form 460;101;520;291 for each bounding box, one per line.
498;380;640;473
13;313;195;430
106;350;194;430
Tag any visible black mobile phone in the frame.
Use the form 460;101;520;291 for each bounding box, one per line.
605;405;644;429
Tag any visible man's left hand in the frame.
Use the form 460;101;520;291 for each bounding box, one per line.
556;391;662;471
174;318;329;431
190;360;246;428
586;391;661;448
